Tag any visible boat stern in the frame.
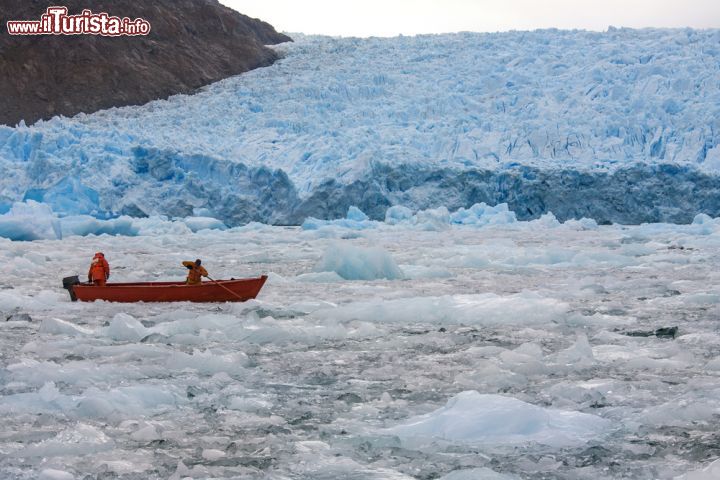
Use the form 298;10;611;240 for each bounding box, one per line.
62;275;80;302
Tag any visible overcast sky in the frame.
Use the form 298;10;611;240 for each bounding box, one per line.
221;0;720;37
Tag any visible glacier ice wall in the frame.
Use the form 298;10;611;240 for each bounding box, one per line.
0;29;719;225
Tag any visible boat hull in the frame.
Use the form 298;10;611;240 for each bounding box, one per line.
71;276;268;303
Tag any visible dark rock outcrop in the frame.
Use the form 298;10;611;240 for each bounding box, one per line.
0;0;291;126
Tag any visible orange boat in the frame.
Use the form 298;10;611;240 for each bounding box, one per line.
62;275;268;303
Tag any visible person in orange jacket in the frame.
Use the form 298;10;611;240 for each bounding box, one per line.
183;259;208;285
88;252;110;286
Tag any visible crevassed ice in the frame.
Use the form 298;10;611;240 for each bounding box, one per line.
0;30;718;224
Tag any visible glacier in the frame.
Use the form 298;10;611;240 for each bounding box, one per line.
1;28;720;226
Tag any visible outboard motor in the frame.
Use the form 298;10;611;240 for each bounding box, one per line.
62;275;80;302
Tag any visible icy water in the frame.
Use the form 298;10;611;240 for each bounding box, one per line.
1;221;719;479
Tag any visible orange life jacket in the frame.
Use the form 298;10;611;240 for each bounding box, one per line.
89;254;110;282
182;261;208;285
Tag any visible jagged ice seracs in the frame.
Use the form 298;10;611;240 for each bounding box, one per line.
0;29;719;227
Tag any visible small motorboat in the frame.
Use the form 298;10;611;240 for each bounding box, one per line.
62;275;268;303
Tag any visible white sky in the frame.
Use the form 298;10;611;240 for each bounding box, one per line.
221;0;720;37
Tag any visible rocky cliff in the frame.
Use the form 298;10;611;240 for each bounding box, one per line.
0;0;291;125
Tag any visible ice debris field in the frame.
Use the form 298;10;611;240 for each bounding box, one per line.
1;29;720;226
1;210;720;479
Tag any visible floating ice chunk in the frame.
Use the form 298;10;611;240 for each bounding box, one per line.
682;293;720;305
319;292;568;326
265;271;289;285
59;215;138;237
39;318;93;336
675;458;720;480
0;291;26;311
515;342;543;357
0;201;232;240
182;216;227;232
75;385;180;419
39;381;61;403
169;461;191;480
438;251;492;269
546;380;610;409
151;314;243;337
705;357;720;371
132;216;193;236
202;448;226;461
439;467;520;480
399;264;453;279
221;315;363;345
295;440;332;454
383;391;611;448
39;469;75;480
290;443;415;479
677;332;720;347
301;216;376;231
346;206;369;221
555;334;595;367
563;217;599;230
638;388;720;427
105;313;149;342
166;349;249;375
301;217;328;230
0;381;79;415
454;360;529;392
295;271;345;282
130;424;161;442
499;346;548;376
14;424;113;458
302;206;377;231
504;247;575;266
450;203;517;226
169;460;211;479
230;221;271;232
692;213;715;225
227;396;273;412
314;242;404;280
0;288;77;312
531;212;561;228
0;200;61;240
193;207;213;217
385;205;413;225
93;459;154;476
414;206;451;231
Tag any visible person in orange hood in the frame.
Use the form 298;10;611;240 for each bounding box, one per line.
183;259;208;285
88;252;110;286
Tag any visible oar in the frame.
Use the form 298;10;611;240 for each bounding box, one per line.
206;275;246;302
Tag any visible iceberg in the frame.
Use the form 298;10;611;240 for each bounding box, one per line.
302;206;378;230
0;201;61;241
384;205;413;225
450;202;517;226
0;201;227;240
414;206;451;231
314;242;405;280
383;391;611;448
